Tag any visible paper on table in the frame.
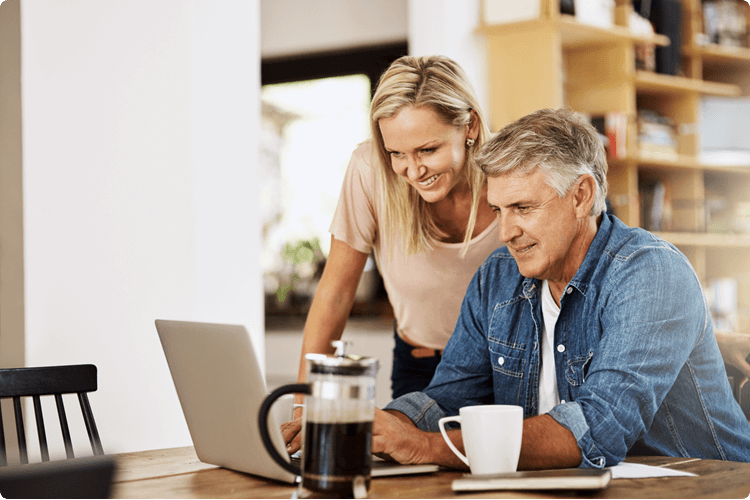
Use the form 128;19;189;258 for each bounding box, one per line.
608;462;697;479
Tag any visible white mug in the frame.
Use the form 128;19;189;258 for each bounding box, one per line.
438;404;523;475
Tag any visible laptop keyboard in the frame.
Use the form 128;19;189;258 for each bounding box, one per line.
288;454;392;470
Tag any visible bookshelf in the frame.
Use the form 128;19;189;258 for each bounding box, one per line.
481;0;750;331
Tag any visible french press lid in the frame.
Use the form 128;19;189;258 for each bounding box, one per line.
305;340;379;377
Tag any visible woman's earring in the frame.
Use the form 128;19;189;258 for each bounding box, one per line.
466;138;475;147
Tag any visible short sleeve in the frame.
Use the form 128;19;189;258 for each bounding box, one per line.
329;142;379;254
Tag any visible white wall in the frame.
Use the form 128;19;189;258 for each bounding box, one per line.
261;0;407;58
408;0;490;127
18;0;261;455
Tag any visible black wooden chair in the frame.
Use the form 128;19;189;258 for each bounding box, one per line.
0;364;104;465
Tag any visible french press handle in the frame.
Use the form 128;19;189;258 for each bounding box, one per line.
258;383;311;476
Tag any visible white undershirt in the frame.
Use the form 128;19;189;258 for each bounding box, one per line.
538;280;561;415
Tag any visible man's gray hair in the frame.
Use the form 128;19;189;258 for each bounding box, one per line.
473;108;608;216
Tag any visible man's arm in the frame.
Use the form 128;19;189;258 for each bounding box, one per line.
372;408;581;470
518;415;581;469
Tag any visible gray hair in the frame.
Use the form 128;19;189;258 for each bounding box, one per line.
473;108;608;216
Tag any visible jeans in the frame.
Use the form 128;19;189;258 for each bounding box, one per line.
390;326;441;399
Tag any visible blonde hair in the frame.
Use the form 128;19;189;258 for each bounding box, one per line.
474;108;608;216
369;55;491;256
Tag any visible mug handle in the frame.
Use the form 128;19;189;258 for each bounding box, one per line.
438;415;469;467
258;383;311;476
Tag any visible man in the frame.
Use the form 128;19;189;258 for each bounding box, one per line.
369;108;750;469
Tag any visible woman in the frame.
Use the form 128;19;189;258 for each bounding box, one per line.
296;55;499;400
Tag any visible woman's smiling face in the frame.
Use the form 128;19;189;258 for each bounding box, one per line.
379;105;475;204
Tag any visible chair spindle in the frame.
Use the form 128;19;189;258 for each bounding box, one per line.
0;403;6;466
32;395;50;462
12;397;27;464
78;393;103;455
54;394;74;459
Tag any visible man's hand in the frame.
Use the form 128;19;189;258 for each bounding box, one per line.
372;408;468;469
371;408;426;464
281;407;465;468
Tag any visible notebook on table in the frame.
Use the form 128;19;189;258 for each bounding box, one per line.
155;319;439;484
452;468;611;492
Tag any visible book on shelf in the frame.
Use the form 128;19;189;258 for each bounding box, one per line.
639;179;673;232
585;112;627;159
603;112;627;159
633;0;683;75
702;0;749;48
638;109;678;159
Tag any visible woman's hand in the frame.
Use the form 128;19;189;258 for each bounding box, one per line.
280;417;303;455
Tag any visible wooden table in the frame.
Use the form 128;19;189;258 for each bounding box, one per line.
110;446;750;499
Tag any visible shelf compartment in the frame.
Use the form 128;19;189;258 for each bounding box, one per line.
654;232;750;248
690;43;750;95
685;43;750;67
557;15;670;49
481;16;670;50
612;152;750;173
635;71;742;96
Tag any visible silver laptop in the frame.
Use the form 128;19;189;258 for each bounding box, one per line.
155;319;439;484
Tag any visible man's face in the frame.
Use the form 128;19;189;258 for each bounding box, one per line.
487;169;583;284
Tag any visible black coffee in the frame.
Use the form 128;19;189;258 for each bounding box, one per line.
302;421;372;497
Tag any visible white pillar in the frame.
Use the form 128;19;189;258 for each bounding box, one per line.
14;0;262;455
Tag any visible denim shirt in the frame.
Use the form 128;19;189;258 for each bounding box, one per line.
385;213;750;467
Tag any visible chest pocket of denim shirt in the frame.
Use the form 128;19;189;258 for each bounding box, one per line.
564;350;594;387
489;344;525;404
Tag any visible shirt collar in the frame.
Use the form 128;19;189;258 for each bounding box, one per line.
521;212;616;299
566;212;615;295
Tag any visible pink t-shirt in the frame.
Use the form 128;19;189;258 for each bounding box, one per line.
330;142;501;350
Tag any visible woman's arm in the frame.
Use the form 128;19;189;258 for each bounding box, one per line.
295;235;370;391
281;236;369;448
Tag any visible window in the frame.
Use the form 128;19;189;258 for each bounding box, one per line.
261;43;407;316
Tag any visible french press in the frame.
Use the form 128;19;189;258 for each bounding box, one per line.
259;341;379;498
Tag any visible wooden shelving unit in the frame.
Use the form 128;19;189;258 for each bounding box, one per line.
481;0;750;331
635;70;741;95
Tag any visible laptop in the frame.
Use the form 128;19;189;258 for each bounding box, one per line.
155;319;439;484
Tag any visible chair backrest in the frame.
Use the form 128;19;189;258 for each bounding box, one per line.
0;364;103;465
726;363;750;420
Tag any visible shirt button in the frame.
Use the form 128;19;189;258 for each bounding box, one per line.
566;287;573;294
557;344;565;353
561;399;566;404
498;356;505;366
